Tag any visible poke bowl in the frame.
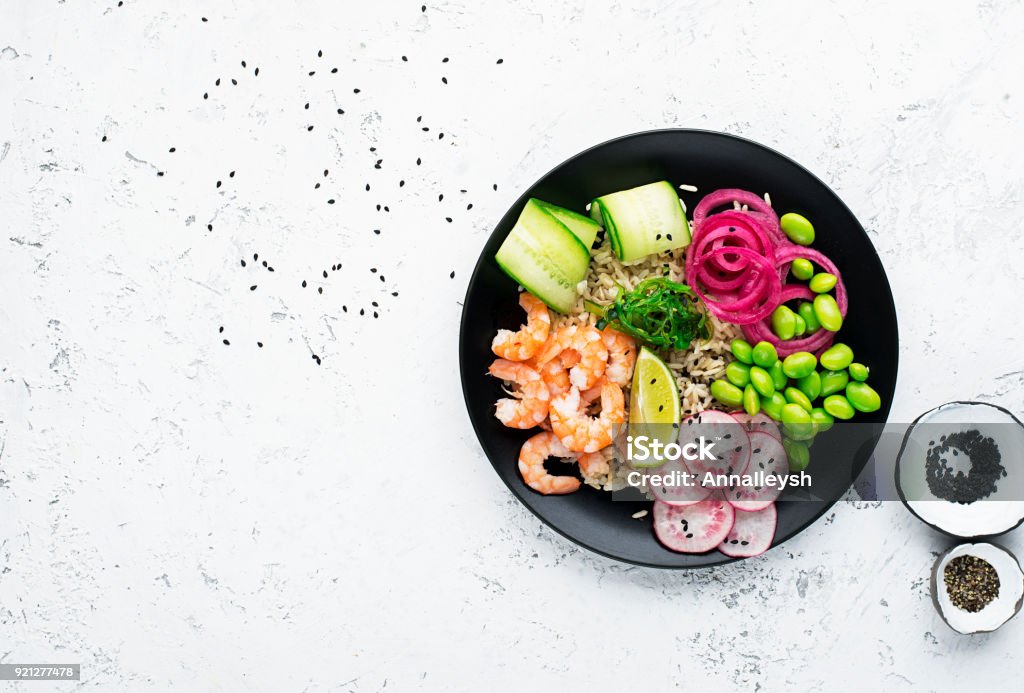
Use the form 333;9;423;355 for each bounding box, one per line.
459;129;898;568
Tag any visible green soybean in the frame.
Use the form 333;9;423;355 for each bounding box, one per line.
769;361;788;390
848;362;870;382
752;341;779;368
743;384;760;416
785;387;813;413
810;407;834;432
791;257;814;281
798;302;820;333
793;314;807;337
725;361;751;388
783;438;811;471
781;403;816;440
820;370;849;397
782;351;818;379
796;370;822;401
820;343;854;371
749;366;775;397
771;306;797;341
823;394;856;420
813;294;843;332
846;382;881;413
780;212;815;246
760;392;787;420
809;272;838;293
730;338;754;365
711;379;744;407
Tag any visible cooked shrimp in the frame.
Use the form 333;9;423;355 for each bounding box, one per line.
532;356;571;398
536;325;608;390
601;327;637;387
578;449;612;478
549;380;626;453
491;292;551;361
518;431;581;495
488;359;550;429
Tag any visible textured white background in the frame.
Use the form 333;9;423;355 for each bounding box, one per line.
3;0;1024;690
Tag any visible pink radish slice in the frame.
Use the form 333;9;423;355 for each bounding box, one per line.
731;412;782;441
725;431;788;512
679;410;751;487
653;498;736;554
648;454;713;506
718;503;777;558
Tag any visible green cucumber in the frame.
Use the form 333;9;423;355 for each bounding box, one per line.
494;199;590;314
591;181;690;261
533;199;600;250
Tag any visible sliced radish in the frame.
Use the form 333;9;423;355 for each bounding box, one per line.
648;456;713;506
731;412;781;441
725;431;789;511
679;410;750;487
718;503;777;557
653;497;735;553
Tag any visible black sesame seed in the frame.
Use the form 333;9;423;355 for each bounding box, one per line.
309;71;316;76
391;291;398;297
223;339;230;345
445;217;452;223
318;287;323;294
342;305;348;312
301;280;307;288
401;56;408;62
241;60;246;68
327;199;335;204
307;125;314;132
438;133;444;140
450;270;455;278
314;183;321;189
360;308;365;315
219;326;224;333
262;260;267;267
353;88;361;94
373;312;379;318
323;169;329;177
101;135;107;142
337;108;344;114
496;58;504;64
229;170;235;178
202;16;208;21
467;203;473;210
216;180;222;188
416;157;421;165
323;270;328;278
317;49;323;58
304;102;310;110
441;77;447;84
240;260;246;267
254;67;260;76
399;180;405;187
493;183;498;191
157;171;164;177
438;193;444;201
371;268;377;273
231;78;237;86
253;253;258;261
216;78;221;86
373;229;380;235
169;147;176;153
257;342;263;348
365;183;370;191
250;285;257;291
203;92;208;99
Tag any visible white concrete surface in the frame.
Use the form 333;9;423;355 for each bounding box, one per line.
2;0;1024;690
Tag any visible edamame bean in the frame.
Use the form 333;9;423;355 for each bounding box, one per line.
845;382;881;413
771;306;797;341
809;272;838;293
711;379;744;408
782;351;818;379
730;338;753;365
725;361;751;388
848;362;870;382
785;387;813;413
813;294;843;332
820;343;854;371
752;341;779;368
760;392;787;420
823;394;855;420
791;257;814;281
743;384;760;417
781;403;816;440
819;370;848;397
810;407;834;432
798;302;820;333
749;366;775;398
769;361;788;390
796;371;822;401
783;438;811;471
780;212;815;246
793;314;807;337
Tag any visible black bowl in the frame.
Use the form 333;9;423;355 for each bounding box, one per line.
459;129;899;568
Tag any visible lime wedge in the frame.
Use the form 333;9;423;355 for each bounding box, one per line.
629;347;681;468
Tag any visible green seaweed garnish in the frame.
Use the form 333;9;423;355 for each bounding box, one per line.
589;277;711;350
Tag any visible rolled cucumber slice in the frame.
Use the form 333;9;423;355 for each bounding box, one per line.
533;199;600;251
494;199;590;314
591;181;691;262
